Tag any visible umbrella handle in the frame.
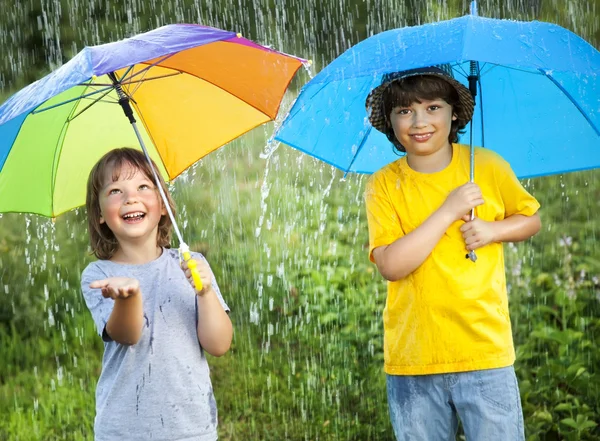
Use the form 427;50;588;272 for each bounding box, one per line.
466;208;478;262
182;251;204;292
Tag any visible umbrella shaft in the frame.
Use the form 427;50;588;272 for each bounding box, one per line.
109;71;137;124
130;121;185;246
107;71;183;244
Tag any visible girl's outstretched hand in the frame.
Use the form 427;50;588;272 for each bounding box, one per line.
90;277;141;299
459;215;497;251
181;258;213;296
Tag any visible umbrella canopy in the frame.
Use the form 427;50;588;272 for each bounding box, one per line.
274;13;599;177
0;24;305;217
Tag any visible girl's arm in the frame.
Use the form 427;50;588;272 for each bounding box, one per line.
89;277;144;345
182;259;233;357
373;182;484;281
196;288;233;357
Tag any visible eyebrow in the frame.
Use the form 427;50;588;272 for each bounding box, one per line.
101;182;119;192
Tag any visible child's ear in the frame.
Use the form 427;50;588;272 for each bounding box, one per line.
452;114;458;121
99;215;105;224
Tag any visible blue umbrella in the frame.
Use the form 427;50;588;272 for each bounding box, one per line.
274;2;599;179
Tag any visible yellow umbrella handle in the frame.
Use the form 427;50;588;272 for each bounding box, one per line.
183;251;203;292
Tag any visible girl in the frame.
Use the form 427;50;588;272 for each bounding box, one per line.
81;148;233;441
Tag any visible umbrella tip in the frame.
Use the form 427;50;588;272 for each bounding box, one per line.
307;60;313;66
236;33;242;38
469;0;478;16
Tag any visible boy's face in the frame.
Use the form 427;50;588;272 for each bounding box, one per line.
389;97;457;157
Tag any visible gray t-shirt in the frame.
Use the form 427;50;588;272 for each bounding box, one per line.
81;248;229;441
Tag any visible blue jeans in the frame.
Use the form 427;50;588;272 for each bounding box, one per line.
386;366;524;441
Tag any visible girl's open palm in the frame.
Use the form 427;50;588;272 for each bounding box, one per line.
90;277;140;299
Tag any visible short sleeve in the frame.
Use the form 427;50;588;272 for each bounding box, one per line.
494;156;540;217
364;173;404;263
192;252;230;312
81;263;115;338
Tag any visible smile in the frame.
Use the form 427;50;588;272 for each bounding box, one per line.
410;133;433;142
122;212;146;222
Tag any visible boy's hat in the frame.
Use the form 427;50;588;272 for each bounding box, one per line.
365;66;475;133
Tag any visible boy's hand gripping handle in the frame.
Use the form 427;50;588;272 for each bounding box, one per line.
180;244;203;292
466;209;477;262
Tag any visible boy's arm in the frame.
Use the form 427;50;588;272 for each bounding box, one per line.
493;212;541;242
460;212;541;251
459;153;542;251
89;277;144;345
372;208;456;281
373;182;484;281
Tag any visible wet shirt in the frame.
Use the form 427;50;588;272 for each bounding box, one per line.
365;144;540;375
81;248;229;441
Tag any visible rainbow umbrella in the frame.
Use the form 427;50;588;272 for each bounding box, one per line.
0;23;305;288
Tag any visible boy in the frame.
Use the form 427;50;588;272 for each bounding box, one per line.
364;66;541;440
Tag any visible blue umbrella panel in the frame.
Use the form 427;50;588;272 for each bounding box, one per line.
275;15;599;178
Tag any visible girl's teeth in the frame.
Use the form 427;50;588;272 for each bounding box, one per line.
123;213;144;220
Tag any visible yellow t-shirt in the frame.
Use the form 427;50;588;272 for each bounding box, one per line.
365;144;540;375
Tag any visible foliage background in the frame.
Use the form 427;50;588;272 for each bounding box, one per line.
0;0;599;439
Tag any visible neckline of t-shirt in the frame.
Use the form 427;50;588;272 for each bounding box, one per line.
102;247;168;269
400;143;459;178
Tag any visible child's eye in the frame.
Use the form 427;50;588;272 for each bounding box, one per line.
429;105;441;111
108;188;121;195
395;108;410;115
139;184;152;191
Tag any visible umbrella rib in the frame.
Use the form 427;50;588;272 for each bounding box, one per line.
121;53;177;83
66;87;116;122
481;63;541;77
50;97;82;216
31;85;115;114
542;70;600;137
120;55;182;99
454;62;541;80
123;62;155;98
343;125;373;176
90;72;184;88
125;63;159;100
452;63;470;79
118;65;136;83
130;72;185;97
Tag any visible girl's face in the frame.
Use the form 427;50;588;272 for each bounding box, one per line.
98;162;166;248
389;97;457;157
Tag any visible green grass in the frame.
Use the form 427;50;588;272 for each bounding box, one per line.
1;137;599;440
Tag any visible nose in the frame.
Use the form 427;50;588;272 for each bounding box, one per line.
411;109;428;128
123;191;138;205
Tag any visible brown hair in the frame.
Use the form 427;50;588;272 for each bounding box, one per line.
381;75;469;154
85;148;175;260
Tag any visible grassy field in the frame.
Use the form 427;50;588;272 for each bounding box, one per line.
1;130;599;440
